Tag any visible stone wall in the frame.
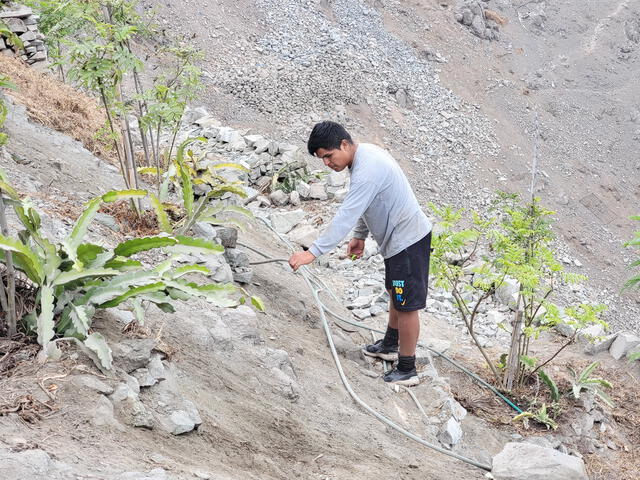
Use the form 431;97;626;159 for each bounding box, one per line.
0;4;47;64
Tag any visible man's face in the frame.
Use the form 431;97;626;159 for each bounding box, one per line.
315;140;353;172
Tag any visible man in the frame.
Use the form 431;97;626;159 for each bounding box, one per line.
289;121;432;386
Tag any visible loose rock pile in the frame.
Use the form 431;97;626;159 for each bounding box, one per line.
454;0;506;41
0;4;47;64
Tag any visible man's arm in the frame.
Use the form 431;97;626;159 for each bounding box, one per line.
308;180;378;258
353;217;369;240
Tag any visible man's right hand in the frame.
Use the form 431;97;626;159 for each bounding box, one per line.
347;238;365;259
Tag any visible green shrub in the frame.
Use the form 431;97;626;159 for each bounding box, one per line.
0;173;240;370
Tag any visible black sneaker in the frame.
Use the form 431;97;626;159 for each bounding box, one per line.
362;339;399;361
383;367;419;387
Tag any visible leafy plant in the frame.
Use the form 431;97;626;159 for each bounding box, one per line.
538;369;560;403
429;194;608;390
143;138;252;235
30;0;205;211
628;351;640;362
0;74;17;147
623;215;640;291
0;175;241;370
569;361;614;407
512;403;558;430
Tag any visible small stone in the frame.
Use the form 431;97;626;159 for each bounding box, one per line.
296;181;311;199
19;31;36;42
112;339;156;373
212;226;237;248
288;224;318;249
289;190;301;206
269;189;289;206
609;332;640;360
333;187;349;202
352;308;371;319
556;322;576;337
438;417;463;446
327;171;347;187
3;18;27;34
270;209;305;234
584;333;618;355
495;277;520;309
309;183;328;200
232;267;253;284
224;248;250;269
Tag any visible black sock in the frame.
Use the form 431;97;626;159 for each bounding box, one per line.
382;326;399;347
397;355;415;372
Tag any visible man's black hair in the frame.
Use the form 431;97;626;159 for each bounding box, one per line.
307;121;353;156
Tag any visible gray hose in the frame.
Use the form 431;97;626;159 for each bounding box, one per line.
252;218;493;471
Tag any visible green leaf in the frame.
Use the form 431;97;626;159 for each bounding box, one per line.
103;258;143;270
166;264;211;279
538;370;560;402
0;179;20;201
251;295;265;312
37;284;55;345
65;190;148;261
101;189;147;203
164;279;237;307
64;197;102;259
114;236;177;257
98;282;167;308
84;332;113;370
0;234;44;283
53;268;119;286
164;235;224;255
596;389;615;408
519;355;537;369
578;361;600;384
77;243;106;267
150;193;172;233
176;138;204;215
628;351;640;362
209;162;249;172
132;298;145;325
69;304;93;336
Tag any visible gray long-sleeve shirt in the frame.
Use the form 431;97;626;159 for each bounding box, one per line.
309;143;432;259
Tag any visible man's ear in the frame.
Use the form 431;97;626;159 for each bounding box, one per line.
340;139;349;150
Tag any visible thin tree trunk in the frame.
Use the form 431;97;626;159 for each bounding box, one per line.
99;88;130;189
0;191;17;337
504;308;523;391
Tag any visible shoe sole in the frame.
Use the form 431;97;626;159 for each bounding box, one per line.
362;349;398;361
385;376;420;387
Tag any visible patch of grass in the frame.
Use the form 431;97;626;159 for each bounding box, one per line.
0;56;114;162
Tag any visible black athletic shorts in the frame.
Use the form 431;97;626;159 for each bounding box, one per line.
384;232;432;312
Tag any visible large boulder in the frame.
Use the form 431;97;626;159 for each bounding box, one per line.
492;442;588;480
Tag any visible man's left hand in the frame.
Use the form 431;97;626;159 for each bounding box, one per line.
289;251;316;271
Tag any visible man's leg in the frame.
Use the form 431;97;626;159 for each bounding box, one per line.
388;291;420;355
397;309;419;357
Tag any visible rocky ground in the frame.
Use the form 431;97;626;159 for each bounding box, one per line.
143;0;640;333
